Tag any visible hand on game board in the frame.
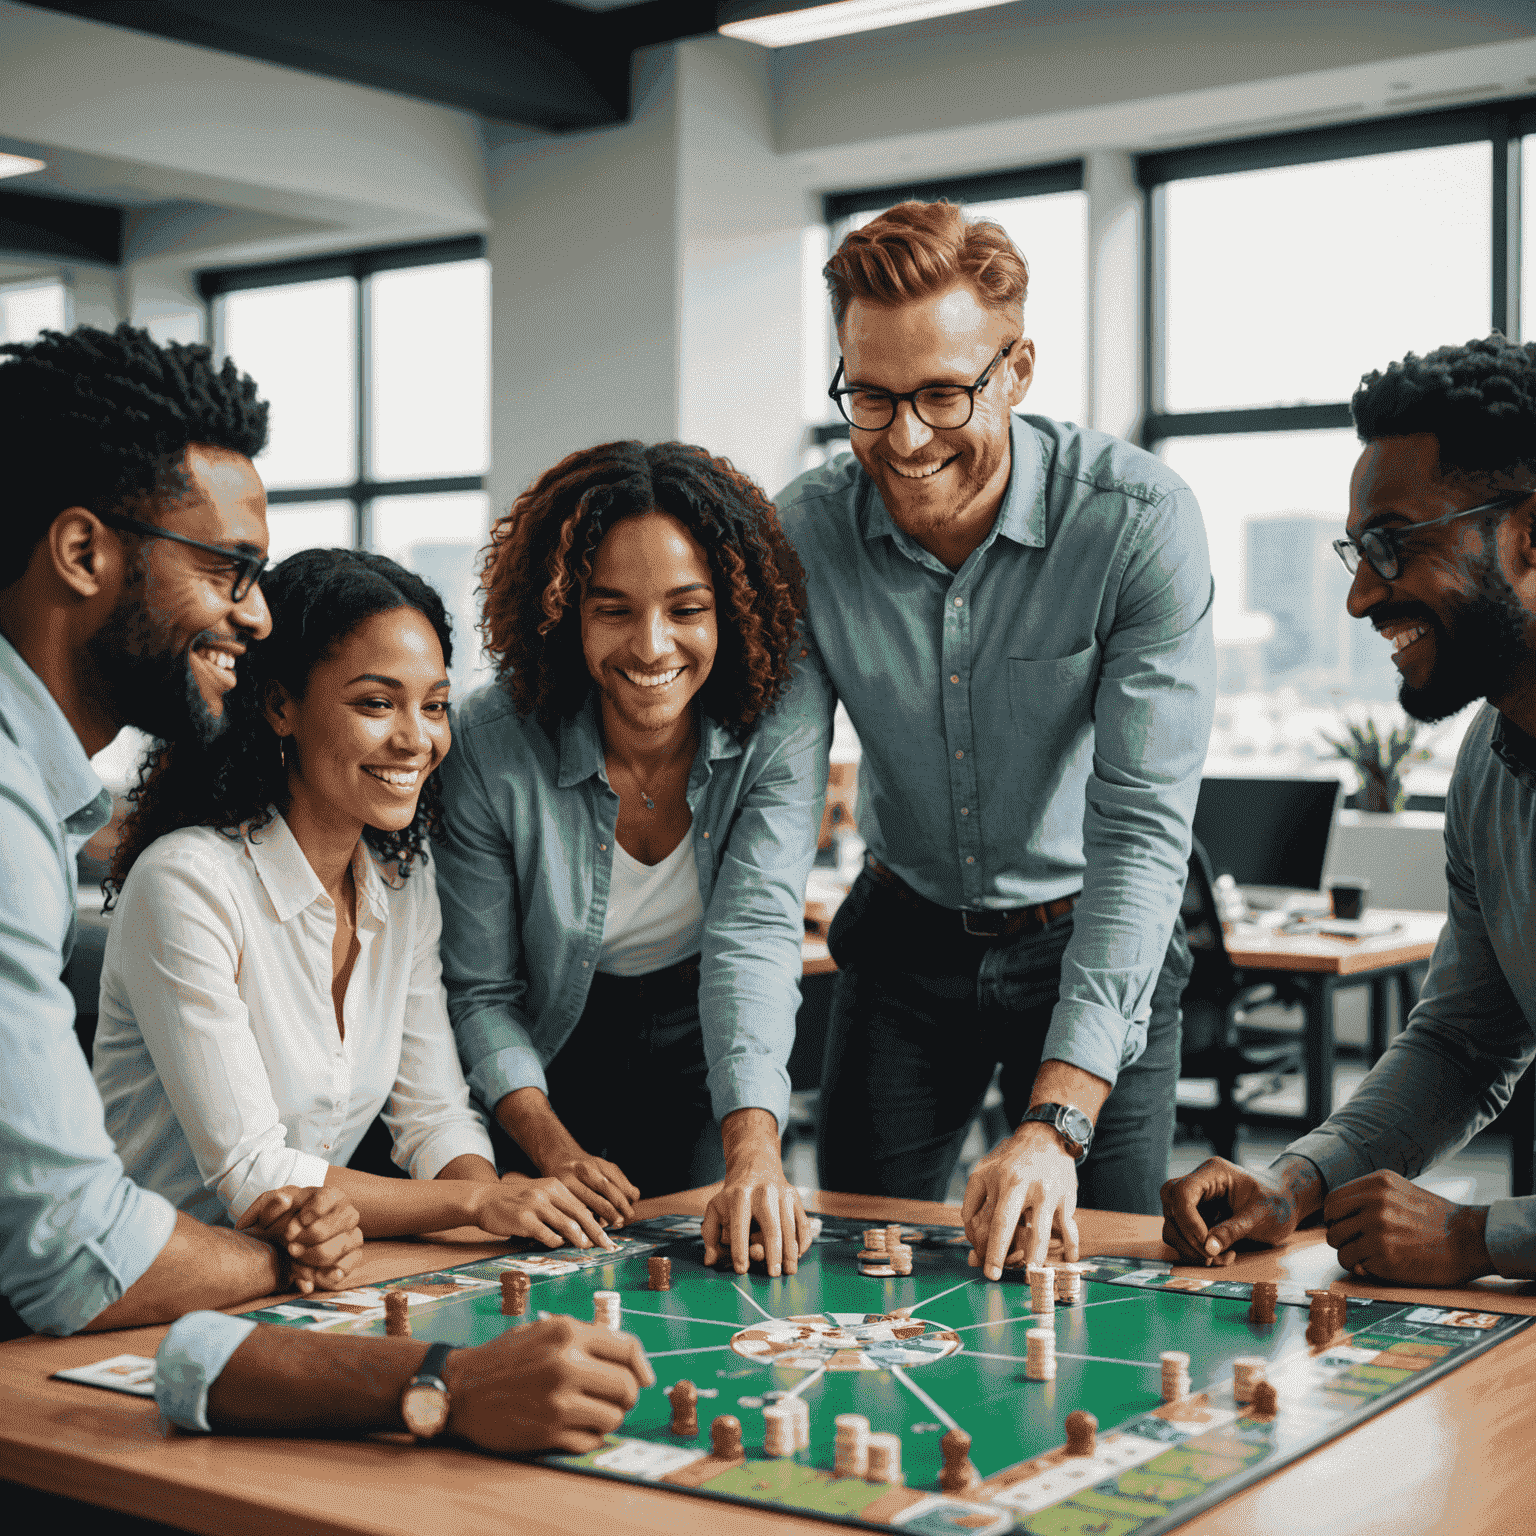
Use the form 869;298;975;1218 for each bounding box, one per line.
442;1315;656;1454
236;1185;364;1294
962;1121;1081;1279
541;1151;641;1230
702;1108;810;1278
1159;1154;1323;1264
472;1174;617;1252
1323;1170;1493;1286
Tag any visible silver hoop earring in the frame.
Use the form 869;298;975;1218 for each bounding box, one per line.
278;736;289;771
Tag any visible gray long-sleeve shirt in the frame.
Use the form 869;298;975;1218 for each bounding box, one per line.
1290;703;1536;1277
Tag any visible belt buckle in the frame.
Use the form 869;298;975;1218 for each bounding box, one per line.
961;908;1006;938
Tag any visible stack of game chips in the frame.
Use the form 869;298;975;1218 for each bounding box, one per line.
384;1290;410;1337
501;1270;529;1317
833;1414;870;1478
865;1432;903;1485
648;1255;671;1291
592;1290;621;1330
1025;1328;1056;1381
1231;1357;1267;1404
862;1230;888;1257
1160;1350;1191;1402
1248;1280;1278;1325
1054;1263;1085;1304
885;1225;904;1251
889;1239;913;1275
762;1405;795;1458
1027;1264;1056;1314
858;1230;894;1276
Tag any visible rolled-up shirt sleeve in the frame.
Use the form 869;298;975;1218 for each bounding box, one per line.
1045;485;1216;1084
108;851;330;1222
154;1312;258;1431
699;664;831;1128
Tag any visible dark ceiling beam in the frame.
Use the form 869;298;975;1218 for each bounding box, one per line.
30;1;721;131
0;188;123;264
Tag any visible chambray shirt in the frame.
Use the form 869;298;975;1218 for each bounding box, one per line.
435;673;828;1131
776;416;1215;1085
1290;704;1536;1276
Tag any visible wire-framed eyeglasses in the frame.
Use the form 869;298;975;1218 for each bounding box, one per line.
828;340;1018;432
1332;493;1526;582
96;510;269;601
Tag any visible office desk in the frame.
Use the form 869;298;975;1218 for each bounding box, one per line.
1224;909;1444;1131
3;1189;1533;1536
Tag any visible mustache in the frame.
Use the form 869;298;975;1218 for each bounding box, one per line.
1363;601;1440;634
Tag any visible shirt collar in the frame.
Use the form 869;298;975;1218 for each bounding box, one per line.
1491;712;1536;789
246;811;390;929
855;415;1047;560
0;629;111;834
557;694;742;790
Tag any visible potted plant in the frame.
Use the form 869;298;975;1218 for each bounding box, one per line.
1321;715;1430;813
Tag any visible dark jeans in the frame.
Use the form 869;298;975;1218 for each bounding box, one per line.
816;868;1190;1215
486;956;725;1200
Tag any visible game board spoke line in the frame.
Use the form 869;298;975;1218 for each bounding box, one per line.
889;1365;959;1432
733;1283;776;1321
644;1345;737;1359
619;1307;744;1328
950;1317;1038;1333
1074;1294;1156;1311
964;1348;1161;1370
910;1278;980;1312
780;1365;827;1399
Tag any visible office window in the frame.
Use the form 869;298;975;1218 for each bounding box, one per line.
0;276;66;345
204;239;490;692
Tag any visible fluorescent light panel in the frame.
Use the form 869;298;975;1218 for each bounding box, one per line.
0;152;46;181
720;0;1015;48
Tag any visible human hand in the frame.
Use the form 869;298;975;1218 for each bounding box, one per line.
237;1186;363;1294
542;1152;641;1229
442;1315;655;1455
961;1123;1080;1280
702;1110;809;1278
1159;1155;1319;1265
473;1174;617;1253
1323;1170;1492;1286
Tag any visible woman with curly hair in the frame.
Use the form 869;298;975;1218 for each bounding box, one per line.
92;548;616;1261
436;441;829;1277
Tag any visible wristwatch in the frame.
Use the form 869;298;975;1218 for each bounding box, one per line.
400;1341;455;1440
1021;1103;1094;1165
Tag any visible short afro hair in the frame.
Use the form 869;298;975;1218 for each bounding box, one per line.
0;322;269;590
1351;334;1536;482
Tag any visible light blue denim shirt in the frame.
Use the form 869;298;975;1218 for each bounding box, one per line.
435;670;829;1131
776;416;1215;1086
1290;703;1536;1276
0;630;180;1334
155;1311;257;1430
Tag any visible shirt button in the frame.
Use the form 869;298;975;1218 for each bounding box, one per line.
322;1143;330;1151
953;597;963;607
599;843;607;851
961;807;969;815
950;674;960;684
955;750;964;759
967;856;975;864
703;831;710;838
582;960;589;967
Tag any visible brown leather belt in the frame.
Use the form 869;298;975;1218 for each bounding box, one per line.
865;857;1078;941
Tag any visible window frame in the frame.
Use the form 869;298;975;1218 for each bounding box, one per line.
197;235;488;547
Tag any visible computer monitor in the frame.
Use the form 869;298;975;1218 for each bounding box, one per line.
1192;776;1343;895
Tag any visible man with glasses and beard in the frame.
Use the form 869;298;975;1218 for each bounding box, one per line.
1162;334;1536;1287
0;325;652;1454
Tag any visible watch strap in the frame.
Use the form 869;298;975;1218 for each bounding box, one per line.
411;1341;454;1390
1023;1103;1092;1164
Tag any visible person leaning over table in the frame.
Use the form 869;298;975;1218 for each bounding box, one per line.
774;200;1215;1278
433;440;829;1278
1162;336;1536;1286
0;323;651;1452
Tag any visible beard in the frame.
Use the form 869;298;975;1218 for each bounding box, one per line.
85;586;227;747
1397;558;1531;723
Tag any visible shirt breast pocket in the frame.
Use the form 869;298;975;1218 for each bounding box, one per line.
1007;643;1100;749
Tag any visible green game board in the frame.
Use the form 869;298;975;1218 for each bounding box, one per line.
240;1214;1531;1536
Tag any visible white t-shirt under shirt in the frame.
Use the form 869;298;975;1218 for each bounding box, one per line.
597;832;704;977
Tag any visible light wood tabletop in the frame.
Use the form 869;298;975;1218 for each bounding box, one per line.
1223;908;1445;975
2;1187;1531;1536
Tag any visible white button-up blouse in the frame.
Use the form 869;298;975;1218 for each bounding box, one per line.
93;815;493;1227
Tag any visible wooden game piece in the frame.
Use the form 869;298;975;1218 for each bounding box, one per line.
761;1405;795;1458
1248;1280;1278;1325
884;1224;903;1254
1027;1264;1055;1314
384;1290;410;1337
669;1379;699;1437
890;1244;913;1276
1232;1357;1266;1404
863;1229;889;1254
648;1256;671;1291
1160;1350;1190;1401
833;1413;870;1478
865;1431;903;1485
501;1271;529;1317
593;1290;621;1330
1054;1263;1085;1304
710;1415;744;1461
939;1428;980;1493
1306;1290;1338;1346
791;1395;810;1451
1064;1410;1097;1457
1251;1378;1278;1419
1025;1328;1056;1381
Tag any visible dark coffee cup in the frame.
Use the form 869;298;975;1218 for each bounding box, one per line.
1329;881;1370;921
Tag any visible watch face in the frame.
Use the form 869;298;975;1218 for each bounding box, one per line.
401;1382;451;1439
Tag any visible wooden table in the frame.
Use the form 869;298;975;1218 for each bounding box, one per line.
3;1187;1533;1536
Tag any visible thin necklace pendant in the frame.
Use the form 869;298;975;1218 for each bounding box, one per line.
642;793;655;811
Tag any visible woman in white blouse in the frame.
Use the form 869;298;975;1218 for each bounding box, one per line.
93;549;613;1259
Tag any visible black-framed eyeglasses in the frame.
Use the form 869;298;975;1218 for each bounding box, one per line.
828;339;1019;432
96;510;269;601
1332;493;1526;582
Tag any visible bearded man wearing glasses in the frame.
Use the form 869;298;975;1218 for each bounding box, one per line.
1163;334;1536;1288
775;201;1216;1279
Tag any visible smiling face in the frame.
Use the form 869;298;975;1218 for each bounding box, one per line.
839;283;1031;559
1345;433;1535;722
581;511;717;739
267;606;451;839
86;443;271;743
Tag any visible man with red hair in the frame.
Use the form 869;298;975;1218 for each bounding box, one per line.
777;201;1214;1277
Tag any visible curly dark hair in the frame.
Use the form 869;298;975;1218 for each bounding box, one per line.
480;440;807;737
0;322;268;590
1352;334;1536;481
107;548;453;903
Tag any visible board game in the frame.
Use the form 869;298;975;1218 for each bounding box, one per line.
240;1215;1532;1536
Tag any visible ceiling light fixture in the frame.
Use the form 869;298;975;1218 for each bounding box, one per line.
719;0;1015;49
0;152;46;182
